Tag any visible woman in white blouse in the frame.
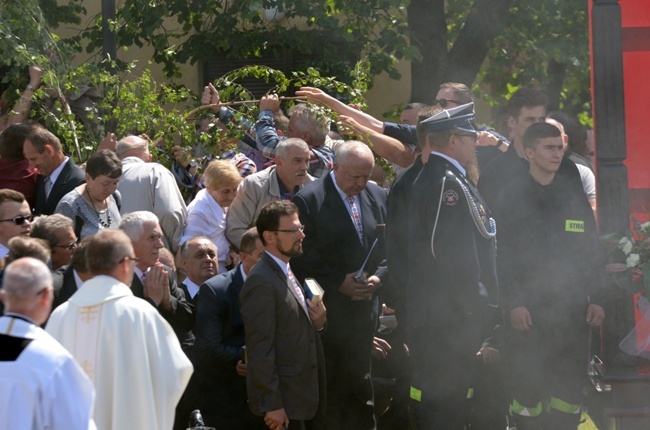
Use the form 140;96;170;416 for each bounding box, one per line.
180;159;242;272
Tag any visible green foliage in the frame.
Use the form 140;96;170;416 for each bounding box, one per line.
49;0;412;84
476;0;591;116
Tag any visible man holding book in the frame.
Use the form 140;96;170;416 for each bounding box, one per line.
240;201;326;430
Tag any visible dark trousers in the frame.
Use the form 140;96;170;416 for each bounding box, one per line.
408;315;485;430
322;334;377;430
505;306;589;429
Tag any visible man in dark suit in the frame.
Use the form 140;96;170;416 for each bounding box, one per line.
118;211;195;351
23;126;85;215
291;141;388;430
241;201;327;430
52;236;92;311
188;227;265;429
178;236;219;308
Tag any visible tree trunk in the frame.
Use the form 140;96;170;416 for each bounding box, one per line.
408;0;447;103
447;0;514;85
408;0;514;102
546;59;567;112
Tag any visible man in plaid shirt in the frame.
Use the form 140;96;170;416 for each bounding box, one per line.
254;94;334;178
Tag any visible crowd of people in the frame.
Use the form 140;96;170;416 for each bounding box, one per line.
0;78;605;430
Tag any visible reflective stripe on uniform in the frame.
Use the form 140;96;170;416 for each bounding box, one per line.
466;387;474;399
548;396;581;414
410;386;422;402
510;399;543;417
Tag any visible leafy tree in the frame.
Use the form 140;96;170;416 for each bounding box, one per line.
38;0;590;118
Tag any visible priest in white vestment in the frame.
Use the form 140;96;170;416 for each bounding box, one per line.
46;229;193;430
0;257;96;430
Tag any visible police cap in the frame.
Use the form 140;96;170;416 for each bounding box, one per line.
420;102;476;134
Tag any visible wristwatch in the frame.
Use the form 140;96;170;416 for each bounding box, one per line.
26;84;35;91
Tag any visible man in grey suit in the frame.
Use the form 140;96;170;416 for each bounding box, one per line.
240;201;327;430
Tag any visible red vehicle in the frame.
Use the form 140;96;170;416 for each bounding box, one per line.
590;1;650;429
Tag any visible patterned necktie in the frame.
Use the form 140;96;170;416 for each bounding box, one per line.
346;196;364;244
287;268;307;313
45;176;53;199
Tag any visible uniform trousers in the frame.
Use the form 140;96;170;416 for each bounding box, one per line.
408;313;485;430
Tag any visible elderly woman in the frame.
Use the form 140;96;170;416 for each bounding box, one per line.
180;159;242;272
55;149;122;239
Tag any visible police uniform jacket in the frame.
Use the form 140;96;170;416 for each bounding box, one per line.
407;154;497;328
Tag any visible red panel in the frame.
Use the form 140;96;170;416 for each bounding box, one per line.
620;0;650;27
621;51;650;189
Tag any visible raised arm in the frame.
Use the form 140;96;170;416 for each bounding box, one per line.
338;115;416;168
296;86;386;133
0;66;43;132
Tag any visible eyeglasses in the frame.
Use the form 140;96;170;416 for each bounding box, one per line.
274;225;305;235
434;98;463;108
120;256;140;265
0;215;32;225
453;133;478;143
55;241;78;251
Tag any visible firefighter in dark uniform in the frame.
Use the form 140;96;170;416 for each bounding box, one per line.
406;103;499;430
494;122;605;430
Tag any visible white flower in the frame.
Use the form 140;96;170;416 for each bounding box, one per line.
641;221;650;234
619;237;634;254
626;253;640;268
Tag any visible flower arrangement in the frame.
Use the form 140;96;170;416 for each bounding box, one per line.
602;217;650;293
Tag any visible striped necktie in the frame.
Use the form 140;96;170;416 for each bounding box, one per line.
287;269;307;313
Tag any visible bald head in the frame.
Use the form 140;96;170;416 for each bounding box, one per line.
1;257;53;324
115;135;151;161
333;141;375;196
546;117;569;150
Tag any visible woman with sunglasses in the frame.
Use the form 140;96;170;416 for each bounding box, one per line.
55;150;122;239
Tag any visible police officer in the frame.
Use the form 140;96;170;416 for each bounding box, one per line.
406;103;498;430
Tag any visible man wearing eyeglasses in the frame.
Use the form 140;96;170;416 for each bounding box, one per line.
46;229;193;430
118;211;195;352
297;83;508;171
29;214;77;271
240;201;326;430
0;189;32;260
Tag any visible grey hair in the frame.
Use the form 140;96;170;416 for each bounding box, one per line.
118;211;160;241
3;257;53;300
276;137;309;159
179;235;213;258
288;104;330;145
30;214;74;249
116;135;149;157
334;140;374;167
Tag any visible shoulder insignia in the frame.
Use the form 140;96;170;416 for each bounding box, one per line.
443;189;459;206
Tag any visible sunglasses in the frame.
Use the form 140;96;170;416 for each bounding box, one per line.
0;214;33;225
433;98;463;108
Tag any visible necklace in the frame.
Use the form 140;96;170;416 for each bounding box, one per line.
86;187;112;229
